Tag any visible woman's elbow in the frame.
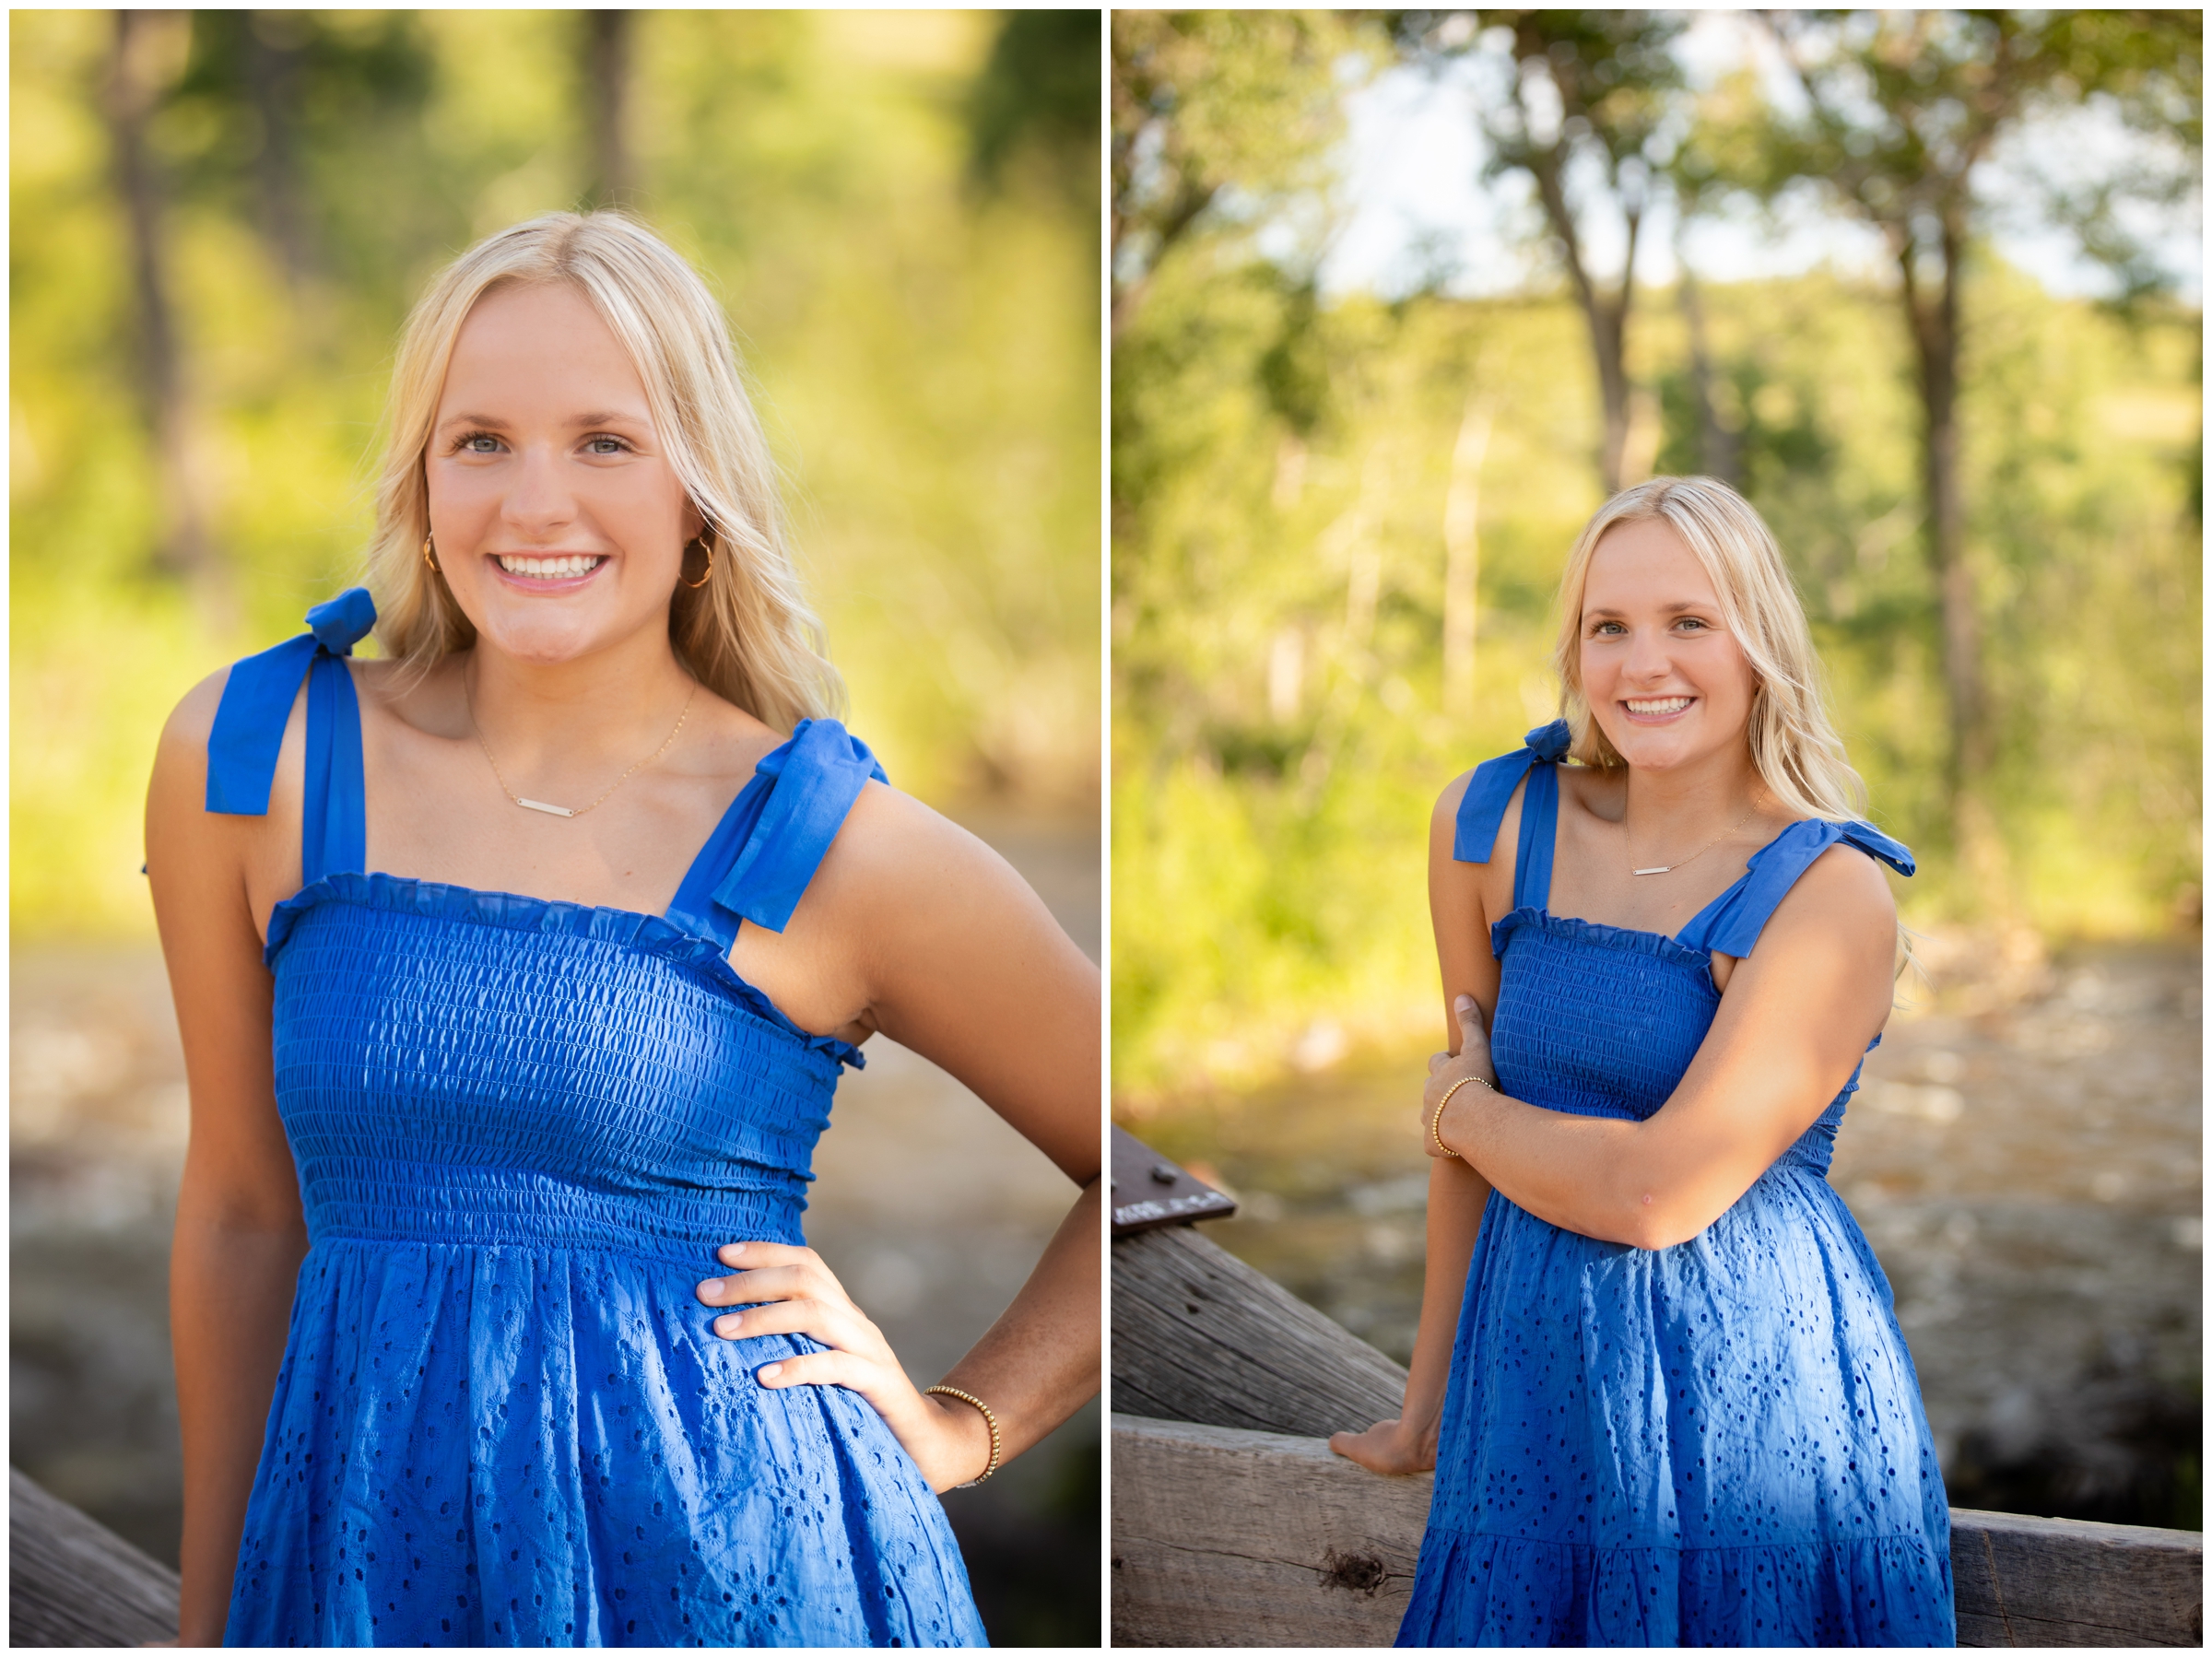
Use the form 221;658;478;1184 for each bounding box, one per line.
1608;1186;1724;1252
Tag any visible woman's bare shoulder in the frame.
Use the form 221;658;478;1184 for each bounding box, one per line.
1759;832;1899;959
1435;768;1477;818
826;779;1018;903
159;666;230;753
150;666;250;801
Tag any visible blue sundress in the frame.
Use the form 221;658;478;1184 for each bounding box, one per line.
1396;721;1954;1647
205;591;987;1647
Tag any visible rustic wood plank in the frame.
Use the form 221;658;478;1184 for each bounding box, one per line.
1111;1222;1406;1438
1947;1506;2203;1647
1109;1416;2206;1649
10;1467;181;1648
1111;1413;1429;1647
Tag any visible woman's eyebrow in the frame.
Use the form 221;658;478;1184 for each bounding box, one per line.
435;409;651;430
1583;600;1714;618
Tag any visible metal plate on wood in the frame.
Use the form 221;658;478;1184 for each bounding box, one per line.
1112;1124;1235;1235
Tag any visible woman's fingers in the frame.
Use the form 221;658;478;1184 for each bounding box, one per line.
1453;993;1489;1048
756;1346;885;1398
1428;1049;1451;1076
704;1249;989;1493
713;1240;811;1270
696;1263;818;1307
710;1295;883;1357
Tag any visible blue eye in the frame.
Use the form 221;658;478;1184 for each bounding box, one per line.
587;436;625;455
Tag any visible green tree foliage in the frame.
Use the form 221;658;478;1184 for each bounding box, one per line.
1685;9;2201;895
1110;9;1374;336
1112;19;2200;1101
13;9;1100;938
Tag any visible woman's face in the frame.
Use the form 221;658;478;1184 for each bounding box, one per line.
426;280;701;669
1577;516;1760;776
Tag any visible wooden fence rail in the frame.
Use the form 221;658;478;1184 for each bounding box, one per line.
1111;1217;2205;1648
11;1467;182;1647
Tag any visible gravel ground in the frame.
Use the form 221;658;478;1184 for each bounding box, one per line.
1127;930;2202;1532
9;813;1102;1646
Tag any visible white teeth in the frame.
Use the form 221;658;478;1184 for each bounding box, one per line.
497;555;603;579
1626;697;1692;714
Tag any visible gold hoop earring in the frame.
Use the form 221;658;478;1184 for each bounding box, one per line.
681;528;716;590
422;533;440;573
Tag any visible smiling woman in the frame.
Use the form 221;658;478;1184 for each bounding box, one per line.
145;213;1100;1649
1329;477;1955;1646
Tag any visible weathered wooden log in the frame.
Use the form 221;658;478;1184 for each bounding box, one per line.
1111;1415;1424;1646
10;1467;181;1648
1111;1415;2206;1648
1947;1506;2204;1648
1112;1220;1406;1437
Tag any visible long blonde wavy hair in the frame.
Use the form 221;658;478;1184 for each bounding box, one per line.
1550;476;1868;824
364;211;841;732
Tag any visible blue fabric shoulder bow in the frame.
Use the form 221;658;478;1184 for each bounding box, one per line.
1453;719;1571;864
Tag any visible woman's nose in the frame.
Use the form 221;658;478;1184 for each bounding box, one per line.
1621;626;1674;681
500;443;576;535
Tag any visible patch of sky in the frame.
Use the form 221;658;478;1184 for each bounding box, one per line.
1305;13;2198;306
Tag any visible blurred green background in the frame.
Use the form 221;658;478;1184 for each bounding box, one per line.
11;8;1099;1644
1112;10;2200;1099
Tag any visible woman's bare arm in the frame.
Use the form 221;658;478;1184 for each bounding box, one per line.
1331;771;1505;1473
1430;841;1898;1250
147;675;310;1645
701;784;1100;1488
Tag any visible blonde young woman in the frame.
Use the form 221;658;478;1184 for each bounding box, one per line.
146;213;1100;1647
1332;478;1955;1645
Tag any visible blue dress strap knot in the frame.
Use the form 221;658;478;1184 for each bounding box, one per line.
1453;718;1571;911
1677;817;1915;958
206;587;375;886
665;718;887;949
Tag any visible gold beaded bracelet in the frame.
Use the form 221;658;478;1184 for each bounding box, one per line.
1430;1074;1493;1158
924;1385;1002;1487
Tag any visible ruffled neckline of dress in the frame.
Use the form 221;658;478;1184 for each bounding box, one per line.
1490;905;1719;977
265;869;866;1067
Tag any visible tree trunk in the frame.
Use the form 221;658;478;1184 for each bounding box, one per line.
1523;140;1633;494
105;11;215;595
1678;262;1735;487
1441;394;1492;718
244;13;311;288
1902;226;2005;905
582;11;632;206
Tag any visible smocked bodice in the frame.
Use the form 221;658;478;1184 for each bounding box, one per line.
267;874;852;1263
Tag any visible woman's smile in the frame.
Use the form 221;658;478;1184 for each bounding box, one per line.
490;551;611;591
1620;694;1697;723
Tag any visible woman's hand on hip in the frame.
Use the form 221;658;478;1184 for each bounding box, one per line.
696;1241;993;1493
1328;1416;1437;1476
1421;993;1500;1157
